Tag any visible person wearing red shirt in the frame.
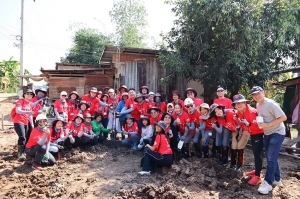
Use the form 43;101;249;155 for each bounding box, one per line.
116;85;128;102
154;93;167;113
171;90;187;112
49;117;67;153
233;94;264;186
134;93;150;117
120;90;141;122
147;92;155;107
92;94;109;128
140;85;149;100
13;89;34;160
210;104;238;166
197;103;217;158
121;114;140;150
182;98;202;158
80;113;98;146
81;87;100;110
138;121;173;175
167;103;174;114
54;91;68;119
184;88;204;107
67;91;79;121
63;114;85;151
147;107;162;126
213;86;233;108
72;101;90;121
25;114;55;170
31;87;47;123
172;103;191;159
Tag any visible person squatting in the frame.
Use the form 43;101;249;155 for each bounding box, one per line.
12;85;286;195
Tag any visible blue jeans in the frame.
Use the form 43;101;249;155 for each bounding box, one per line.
216;127;232;147
264;133;285;185
201;130;212;146
122;134;140;147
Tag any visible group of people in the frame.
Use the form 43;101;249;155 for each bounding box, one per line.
12;84;287;195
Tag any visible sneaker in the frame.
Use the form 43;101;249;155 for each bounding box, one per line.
229;165;236;169
257;181;272;194
138;171;151;175
245;170;256;177
272;180;283;187
248;176;262;186
32;162;42;170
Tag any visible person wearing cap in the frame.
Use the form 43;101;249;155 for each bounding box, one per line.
107;88;121;132
213;86;233;108
80;113;98;147
184;88;204;107
147;92;155;107
67;91;80;121
81;87;100;109
172;103;191;158
102;86;111;94
25;114;55;170
63;114;85;151
182;98;202;158
31;87;48;127
140;86;149;99
171;90;187;112
138;121;173;175
91;113;110;143
154;93;167;113
161;112;179;158
72;101;90;121
13;89;34;160
230;94;251;172
116;92;129;135
121;114;140;150
54;91;69;120
49;117;67;153
147;107;163;126
167;103;174;114
120;90;141;122
138;116;153;149
197;103;217;158
210;103;238;166
232;94;264;185
116;85;128;102
96;91;103;99
250;86;287;194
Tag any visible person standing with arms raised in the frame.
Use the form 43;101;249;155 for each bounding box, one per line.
250;86;287;195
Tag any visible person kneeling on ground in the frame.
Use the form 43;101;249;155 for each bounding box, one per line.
138;116;153;149
91;113;110;143
80;113;98;148
139;121;173;175
121;114;140;150
49;117;68;154
25;114;56;170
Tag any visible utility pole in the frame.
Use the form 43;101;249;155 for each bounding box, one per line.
20;0;24;89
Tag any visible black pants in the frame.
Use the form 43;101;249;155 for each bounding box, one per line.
140;148;173;171
14;123;28;145
25;145;55;165
251;134;264;176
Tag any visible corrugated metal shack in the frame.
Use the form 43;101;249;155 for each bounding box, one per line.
40;63;114;101
100;46;189;102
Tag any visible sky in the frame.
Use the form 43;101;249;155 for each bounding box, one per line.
0;0;175;76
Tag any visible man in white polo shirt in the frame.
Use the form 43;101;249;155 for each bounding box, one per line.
250;86;287;195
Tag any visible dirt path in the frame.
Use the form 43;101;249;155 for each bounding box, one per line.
0;93;300;199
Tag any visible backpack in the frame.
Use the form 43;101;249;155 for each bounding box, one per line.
10;99;24;120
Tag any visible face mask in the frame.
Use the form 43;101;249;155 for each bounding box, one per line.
37;92;45;98
155;98;161;103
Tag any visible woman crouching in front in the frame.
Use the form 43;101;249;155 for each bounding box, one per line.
25;114;56;170
139;121;173;175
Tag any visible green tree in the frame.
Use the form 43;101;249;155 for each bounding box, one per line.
159;0;300;100
109;0;148;48
61;28;113;65
0;57;20;92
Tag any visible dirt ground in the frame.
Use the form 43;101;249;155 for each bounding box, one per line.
0;93;300;199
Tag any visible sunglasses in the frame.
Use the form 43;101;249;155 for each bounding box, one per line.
217;90;224;92
185;104;193;108
25;93;33;95
61;95;67;97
